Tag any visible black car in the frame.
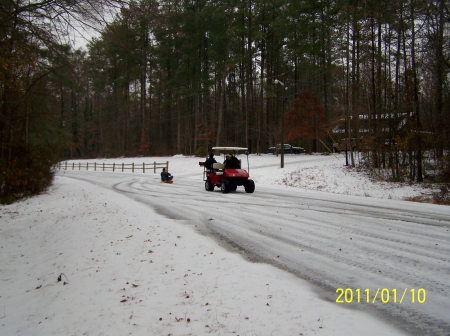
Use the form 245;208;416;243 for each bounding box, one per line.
267;144;305;154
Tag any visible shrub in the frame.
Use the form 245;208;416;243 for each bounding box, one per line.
0;145;58;204
440;155;450;182
432;185;450;205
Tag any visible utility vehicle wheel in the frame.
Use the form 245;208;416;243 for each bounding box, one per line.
221;180;231;193
230;185;237;191
244;179;255;193
205;179;214;191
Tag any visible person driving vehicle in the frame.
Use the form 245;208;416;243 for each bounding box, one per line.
224;153;240;169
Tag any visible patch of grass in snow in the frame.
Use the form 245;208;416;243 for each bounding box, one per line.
405;184;450;205
355;161;450;205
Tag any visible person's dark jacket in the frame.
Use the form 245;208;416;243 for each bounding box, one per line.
161;171;172;180
204;154;217;169
224;156;240;169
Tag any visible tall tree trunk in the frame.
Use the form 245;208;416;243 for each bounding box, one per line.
435;0;445;157
410;0;423;182
216;58;228;146
140;34;148;154
371;16;378;167
345;12;352;166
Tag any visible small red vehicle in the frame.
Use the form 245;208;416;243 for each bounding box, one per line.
200;147;255;194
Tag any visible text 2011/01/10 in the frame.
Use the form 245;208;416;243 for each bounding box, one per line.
335;288;426;304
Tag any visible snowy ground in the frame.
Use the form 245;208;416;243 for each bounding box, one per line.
1;153;448;335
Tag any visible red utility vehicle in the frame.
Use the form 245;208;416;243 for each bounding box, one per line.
200;147;255;194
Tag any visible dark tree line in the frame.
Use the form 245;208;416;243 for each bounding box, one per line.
0;0;124;203
1;0;449;203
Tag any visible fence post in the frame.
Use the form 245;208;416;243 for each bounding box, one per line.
113;163;115;172
86;163;88;170
122;163;124;172
166;161;169;172
143;163;145;173
94;162;97;171
154;161;156;174
132;162;134;173
72;162;74;170
78;163;81;170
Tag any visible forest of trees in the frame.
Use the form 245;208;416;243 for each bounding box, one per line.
1;0;449;203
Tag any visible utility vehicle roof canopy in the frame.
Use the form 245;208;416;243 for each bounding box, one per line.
212;147;248;152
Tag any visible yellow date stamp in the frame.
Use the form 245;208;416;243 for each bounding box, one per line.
335;288;426;304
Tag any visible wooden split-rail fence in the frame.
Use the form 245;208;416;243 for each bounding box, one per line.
58;161;169;174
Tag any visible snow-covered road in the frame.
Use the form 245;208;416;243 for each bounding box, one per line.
61;158;450;336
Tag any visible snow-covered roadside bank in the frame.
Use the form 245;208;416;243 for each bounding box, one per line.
1;173;409;335
246;153;441;201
